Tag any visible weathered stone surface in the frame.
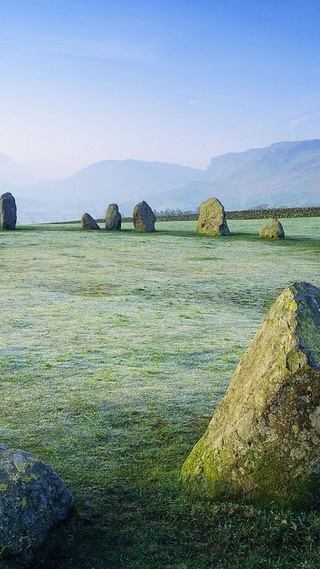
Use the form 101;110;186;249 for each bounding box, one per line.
0;192;17;230
132;200;155;232
181;282;320;508
197;197;230;236
0;447;74;563
259;217;285;239
105;203;121;231
81;212;100;230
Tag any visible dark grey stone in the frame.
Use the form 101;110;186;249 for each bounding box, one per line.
0;447;74;563
81;212;100;230
105;203;121;230
132;200;155;232
0;193;17;230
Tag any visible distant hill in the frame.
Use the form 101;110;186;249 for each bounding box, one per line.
4;139;320;223
0;152;32;191
206;139;320;209
13;160;205;223
153;140;320;212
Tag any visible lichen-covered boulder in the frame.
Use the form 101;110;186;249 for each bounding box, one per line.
132;200;155;232
197;197;230;236
181;282;320;509
0;446;74;563
259;218;284;239
81;212;100;230
0;192;17;230
105;203;121;231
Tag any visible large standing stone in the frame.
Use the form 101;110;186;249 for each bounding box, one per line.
0;192;17;230
81;212;100;230
181;282;320;508
0;446;74;563
105;203;121;231
197;197;230;236
259;218;285;239
132;200;156;232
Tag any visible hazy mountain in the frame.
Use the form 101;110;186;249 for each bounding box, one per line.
4;140;320;224
206;139;320;208
13;160;205;223
152;140;320;212
0;152;33;191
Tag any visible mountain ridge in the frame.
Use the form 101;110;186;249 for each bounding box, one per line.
1;139;320;223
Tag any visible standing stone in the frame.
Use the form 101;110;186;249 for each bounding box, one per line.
132;200;155;232
0;192;17;230
197;197;230;236
105;203;121;231
259;218;285;239
0;446;74;563
81;212;100;230
181;282;320;509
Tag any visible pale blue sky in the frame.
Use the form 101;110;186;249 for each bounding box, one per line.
0;1;319;178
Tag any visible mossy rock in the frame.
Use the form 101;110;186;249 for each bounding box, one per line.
181;282;320;509
0;447;74;563
259;217;284;239
197;197;230;236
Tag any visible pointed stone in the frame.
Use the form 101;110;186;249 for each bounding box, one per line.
259;218;285;239
197;197;230;236
132;200;155;232
81;212;100;230
181;282;320;508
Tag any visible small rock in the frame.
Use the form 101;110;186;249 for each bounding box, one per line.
105;203;121;231
197;197;230;236
0;192;17;230
132;200;155;232
81;212;100;230
259;218;285;239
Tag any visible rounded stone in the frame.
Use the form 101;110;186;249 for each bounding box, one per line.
0;192;17;230
105;203;121;230
197;197;230;236
0;447;74;563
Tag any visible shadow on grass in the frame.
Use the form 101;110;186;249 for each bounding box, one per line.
33;478;320;569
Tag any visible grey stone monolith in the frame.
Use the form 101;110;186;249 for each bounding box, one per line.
0;446;74;563
132;200;155;232
0;192;17;230
197;197;230;236
81;212;100;230
181;282;320;509
105;203;121;230
259;218;285;239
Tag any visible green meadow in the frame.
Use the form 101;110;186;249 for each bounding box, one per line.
1;218;320;568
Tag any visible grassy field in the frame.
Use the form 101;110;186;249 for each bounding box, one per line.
1;218;320;568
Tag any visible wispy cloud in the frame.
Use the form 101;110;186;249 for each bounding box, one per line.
1;33;151;64
69;40;147;61
290;112;320;129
